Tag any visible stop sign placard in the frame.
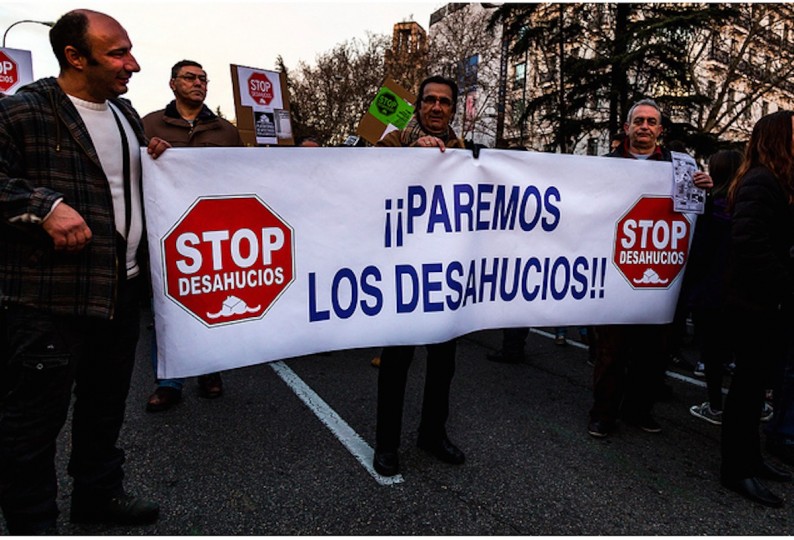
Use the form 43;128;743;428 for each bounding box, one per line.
162;196;294;326
248;71;274;106
0;51;19;93
613;196;691;289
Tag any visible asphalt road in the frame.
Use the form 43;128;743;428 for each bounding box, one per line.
4;310;793;535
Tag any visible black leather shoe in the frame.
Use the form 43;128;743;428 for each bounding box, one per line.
622;414;662;433
197;372;223;399
71;493;160;525
756;461;792;482
5;516;58;536
721;476;783;508
417;436;465;465
587;419;613;438
373;450;400;476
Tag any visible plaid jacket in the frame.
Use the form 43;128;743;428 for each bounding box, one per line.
0;77;147;319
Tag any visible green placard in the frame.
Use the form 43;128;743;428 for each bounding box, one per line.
367;87;415;129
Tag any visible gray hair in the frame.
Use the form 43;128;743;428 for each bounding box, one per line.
627;98;662;123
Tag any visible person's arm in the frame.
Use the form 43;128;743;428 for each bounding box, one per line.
0;113;91;251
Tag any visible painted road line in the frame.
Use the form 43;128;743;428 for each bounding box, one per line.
270;361;404;486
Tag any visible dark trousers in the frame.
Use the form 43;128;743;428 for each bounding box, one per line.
375;339;456;452
0;278;140;531
721;308;783;480
692;307;733;410
501;327;528;359
765;319;794;443
589;324;669;423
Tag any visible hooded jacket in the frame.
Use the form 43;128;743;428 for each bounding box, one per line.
0;77;147;319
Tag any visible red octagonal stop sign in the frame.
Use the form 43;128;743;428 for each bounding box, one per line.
248;71;274;106
162;195;294;326
613;196;692;289
0;51;19;93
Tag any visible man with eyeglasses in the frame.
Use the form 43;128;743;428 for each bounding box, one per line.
377;75;464;151
372;75;465;477
142;60;243;412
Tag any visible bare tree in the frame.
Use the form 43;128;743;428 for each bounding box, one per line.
679;3;794;153
428;4;502;146
287;33;389;146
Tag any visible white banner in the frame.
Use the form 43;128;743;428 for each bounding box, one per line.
142;148;694;378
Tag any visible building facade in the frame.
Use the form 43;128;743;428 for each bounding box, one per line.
425;3;794;156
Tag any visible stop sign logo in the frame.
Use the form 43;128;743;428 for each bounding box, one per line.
613;196;691;289
248;71;274;105
162;196;294;326
0;51;19;93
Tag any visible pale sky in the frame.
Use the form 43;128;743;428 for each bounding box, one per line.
0;0;443;119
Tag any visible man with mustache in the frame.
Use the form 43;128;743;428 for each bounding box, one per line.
142;60;243;412
587;99;713;439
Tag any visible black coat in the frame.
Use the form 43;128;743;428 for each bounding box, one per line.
726;165;794;313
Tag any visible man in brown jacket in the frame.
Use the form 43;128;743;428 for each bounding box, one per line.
142;60;243;412
372;75;465;477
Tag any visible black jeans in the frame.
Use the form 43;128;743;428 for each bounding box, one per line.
376;340;457;452
721;307;783;480
691;307;733;410
0;278;141;531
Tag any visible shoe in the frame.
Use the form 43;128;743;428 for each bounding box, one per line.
721;476;783;508
756;461;792;482
373;450;399;476
417;435;465;465
370;356;381;368
761;401;774;422
5;516;58;535
587;419;613;438
766;438;794;467
624;414;662;433
554;335;567;346
145;386;182;413
693;362;705;378
197;372;223;399
689;402;722;426
70;493;160;525
486;351;522;364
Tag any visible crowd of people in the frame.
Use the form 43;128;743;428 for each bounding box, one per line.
1;7;793;535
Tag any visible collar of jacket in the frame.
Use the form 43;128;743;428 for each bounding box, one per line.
609;139;668;161
20;77;145;168
164;100;217;123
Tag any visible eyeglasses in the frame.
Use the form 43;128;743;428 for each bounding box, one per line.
175;74;209;84
422;95;453;107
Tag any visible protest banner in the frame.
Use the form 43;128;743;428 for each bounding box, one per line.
142;148;694;378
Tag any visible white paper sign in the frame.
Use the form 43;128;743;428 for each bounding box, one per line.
671;151;705;214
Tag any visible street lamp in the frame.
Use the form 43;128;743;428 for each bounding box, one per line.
2;20;55;48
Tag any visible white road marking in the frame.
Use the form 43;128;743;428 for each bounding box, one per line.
272;329;722;487
269;361;404;486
